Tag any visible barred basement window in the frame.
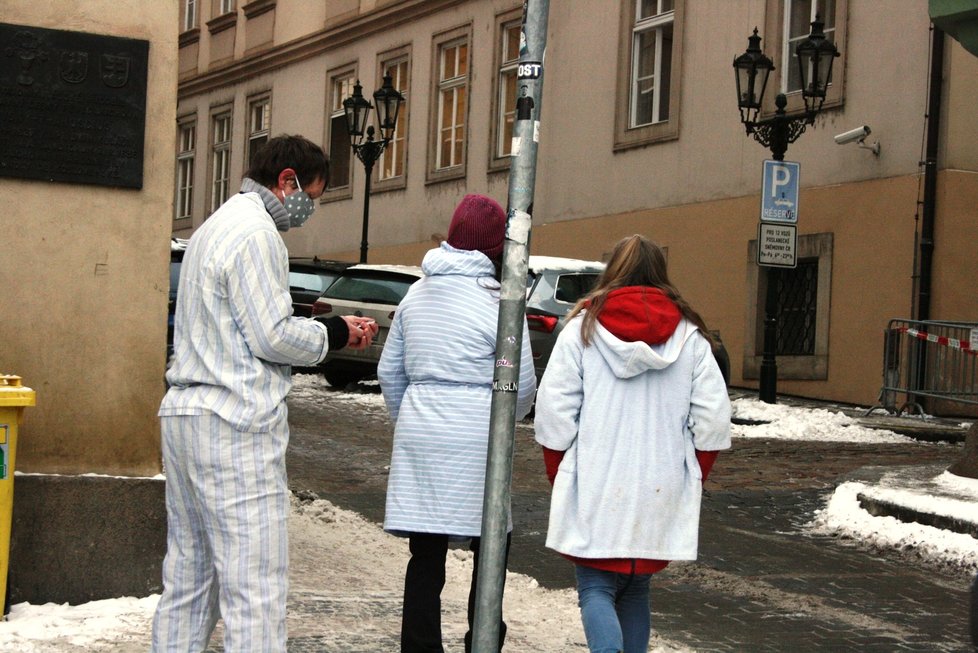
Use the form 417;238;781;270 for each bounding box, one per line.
775;258;818;356
744;232;833;381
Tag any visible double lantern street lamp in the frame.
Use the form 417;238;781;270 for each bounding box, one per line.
343;73;404;263
732;17;839;403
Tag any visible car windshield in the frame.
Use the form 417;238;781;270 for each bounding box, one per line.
324;274;417;305
289;270;337;293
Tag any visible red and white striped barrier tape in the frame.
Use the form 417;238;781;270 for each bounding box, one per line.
897;326;977;354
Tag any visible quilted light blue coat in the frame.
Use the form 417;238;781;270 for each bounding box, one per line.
379;243;537;537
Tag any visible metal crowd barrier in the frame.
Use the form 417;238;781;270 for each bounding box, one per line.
872;319;978;415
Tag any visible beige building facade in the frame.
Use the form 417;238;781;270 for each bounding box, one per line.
1;1;177;603
174;0;978;409
2;2;177;473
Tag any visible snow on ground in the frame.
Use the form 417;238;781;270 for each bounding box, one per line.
2;378;974;649
731;397;915;443
732;395;978;572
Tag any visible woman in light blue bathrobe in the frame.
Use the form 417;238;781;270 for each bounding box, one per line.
378;194;537;653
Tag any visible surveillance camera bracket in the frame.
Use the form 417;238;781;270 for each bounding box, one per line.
857;137;881;156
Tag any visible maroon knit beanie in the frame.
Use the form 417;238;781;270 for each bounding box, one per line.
447;194;507;259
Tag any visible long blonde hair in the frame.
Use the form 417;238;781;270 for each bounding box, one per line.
567;235;716;348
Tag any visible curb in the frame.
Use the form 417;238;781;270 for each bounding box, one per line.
856;492;978;539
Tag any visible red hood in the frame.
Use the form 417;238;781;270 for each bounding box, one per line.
594;286;681;345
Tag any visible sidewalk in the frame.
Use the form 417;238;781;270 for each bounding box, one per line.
733;388;977;537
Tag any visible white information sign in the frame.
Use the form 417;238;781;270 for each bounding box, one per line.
970;328;978;352
758;223;797;268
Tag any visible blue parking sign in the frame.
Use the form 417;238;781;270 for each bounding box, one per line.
760;160;799;223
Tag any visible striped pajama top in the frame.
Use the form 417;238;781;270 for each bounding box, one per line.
160;181;330;433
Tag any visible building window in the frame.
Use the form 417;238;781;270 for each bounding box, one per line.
775;259;818;356
496;19;521;160
782;0;837;94
323;68;355;200
614;0;684;150
744;233;834;380
428;26;470;183
217;0;235;15
183;0;198;32
631;0;674;127
210;111;232;213
437;39;467;169
763;0;847;115
176;119;196;221
247;95;270;169
378;55;409;184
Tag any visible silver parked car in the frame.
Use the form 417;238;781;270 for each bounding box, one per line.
311;263;424;388
524;255;730;385
311;256;605;387
524;256;606;380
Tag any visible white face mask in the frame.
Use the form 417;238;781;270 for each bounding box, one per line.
283;176;316;228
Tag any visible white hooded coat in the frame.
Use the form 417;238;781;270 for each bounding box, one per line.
535;312;731;560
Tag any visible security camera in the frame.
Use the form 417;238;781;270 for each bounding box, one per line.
834;126;871;145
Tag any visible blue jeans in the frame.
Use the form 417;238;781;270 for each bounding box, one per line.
575;565;653;653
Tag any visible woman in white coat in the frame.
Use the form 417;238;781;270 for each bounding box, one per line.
535;235;731;653
378;194;537;653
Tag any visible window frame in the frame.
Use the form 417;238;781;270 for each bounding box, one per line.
374;46;412;193
744;232;834;380
245;92;271;171
208;105;233;215
614;0;684;151
182;0;199;33
175;115;197;224
762;0;847;118
488;9;523;173
427;24;471;185
321;65;357;203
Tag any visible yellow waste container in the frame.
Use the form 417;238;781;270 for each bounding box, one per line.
0;375;35;617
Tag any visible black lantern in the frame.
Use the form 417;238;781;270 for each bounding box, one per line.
795;15;840;116
733;28;775;127
343;74;405;263
342;80;372;144
372;72;404;142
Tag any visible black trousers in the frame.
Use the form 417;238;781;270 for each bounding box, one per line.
400;532;511;653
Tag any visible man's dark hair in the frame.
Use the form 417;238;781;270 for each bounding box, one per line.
246;134;330;190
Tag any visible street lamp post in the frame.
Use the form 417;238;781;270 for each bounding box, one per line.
343;73;404;263
732;17;839;403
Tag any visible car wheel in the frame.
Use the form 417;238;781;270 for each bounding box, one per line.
322;366;360;389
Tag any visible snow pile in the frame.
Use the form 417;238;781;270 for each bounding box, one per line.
731;397;912;443
0;595;159;652
809;481;978;574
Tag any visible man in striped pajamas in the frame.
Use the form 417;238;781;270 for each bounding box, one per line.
152;135;377;652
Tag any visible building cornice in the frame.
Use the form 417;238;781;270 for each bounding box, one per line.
178;0;467;99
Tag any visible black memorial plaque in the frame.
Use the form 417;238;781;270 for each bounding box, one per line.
0;22;149;189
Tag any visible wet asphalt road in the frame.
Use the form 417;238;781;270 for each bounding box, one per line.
286;382;973;652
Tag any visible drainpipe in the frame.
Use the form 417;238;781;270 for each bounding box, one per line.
912;25;944;401
917;25;943;322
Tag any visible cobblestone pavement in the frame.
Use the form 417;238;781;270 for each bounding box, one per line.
285;385;972;652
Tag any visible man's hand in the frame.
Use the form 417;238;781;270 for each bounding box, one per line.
342;315;378;350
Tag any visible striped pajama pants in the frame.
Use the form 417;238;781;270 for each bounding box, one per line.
152;413;290;652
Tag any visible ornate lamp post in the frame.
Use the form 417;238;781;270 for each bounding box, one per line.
732;17;839;403
343;73;404;263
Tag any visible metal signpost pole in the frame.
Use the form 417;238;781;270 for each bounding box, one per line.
471;1;549;650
